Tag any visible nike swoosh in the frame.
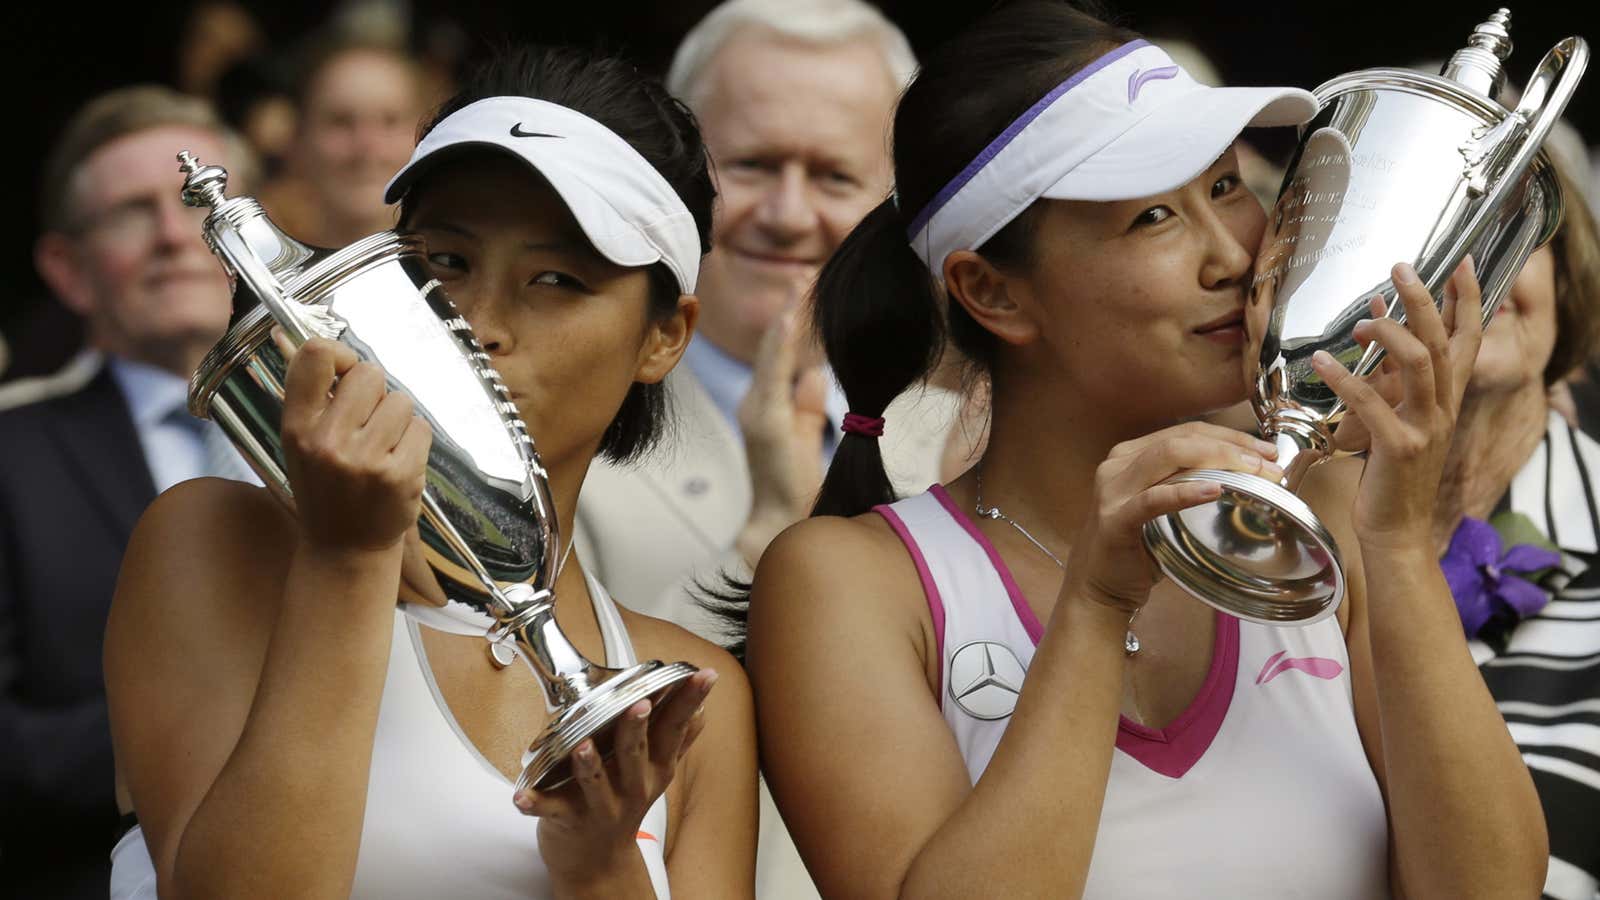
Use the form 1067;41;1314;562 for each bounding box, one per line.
510;124;563;138
1127;65;1180;104
1255;650;1344;684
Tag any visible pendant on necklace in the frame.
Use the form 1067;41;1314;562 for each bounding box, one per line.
1125;630;1140;655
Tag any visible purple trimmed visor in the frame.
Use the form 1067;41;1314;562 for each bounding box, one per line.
906;40;1318;276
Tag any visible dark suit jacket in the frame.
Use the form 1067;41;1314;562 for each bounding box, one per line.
0;365;154;900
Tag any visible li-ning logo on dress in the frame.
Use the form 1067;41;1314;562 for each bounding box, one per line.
1255;650;1344;685
1127;65;1180;105
948;641;1027;720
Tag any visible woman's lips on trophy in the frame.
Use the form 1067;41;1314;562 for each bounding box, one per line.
1195;310;1247;345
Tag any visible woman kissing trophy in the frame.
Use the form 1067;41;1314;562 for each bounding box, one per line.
1143;9;1588;626
173;151;695;794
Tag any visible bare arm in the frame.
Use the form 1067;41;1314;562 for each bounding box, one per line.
749;424;1282;900
1312;262;1546;898
656;631;759;899
106;339;433;899
748;516;1125;900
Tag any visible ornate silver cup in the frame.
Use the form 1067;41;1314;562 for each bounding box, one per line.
177;153;695;792
1143;10;1587;625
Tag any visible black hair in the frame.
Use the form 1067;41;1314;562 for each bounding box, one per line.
401;45;716;463
215;55;293;131
704;1;1138;656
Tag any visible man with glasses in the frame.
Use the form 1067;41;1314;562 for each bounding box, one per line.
1;85;255;898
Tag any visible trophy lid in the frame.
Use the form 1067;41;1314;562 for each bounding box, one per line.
1441;9;1515;98
176;152;333;346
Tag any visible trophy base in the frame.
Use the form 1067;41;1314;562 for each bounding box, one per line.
516;660;699;793
1142;469;1344;626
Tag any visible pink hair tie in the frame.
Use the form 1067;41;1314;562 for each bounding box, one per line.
842;413;885;438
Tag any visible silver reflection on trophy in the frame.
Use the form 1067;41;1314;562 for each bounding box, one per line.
1142;9;1588;625
177;153;695;792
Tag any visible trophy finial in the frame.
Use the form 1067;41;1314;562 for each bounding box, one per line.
177;151;230;211
1443;9;1515;98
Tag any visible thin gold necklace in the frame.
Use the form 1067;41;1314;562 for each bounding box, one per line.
974;469;1141;655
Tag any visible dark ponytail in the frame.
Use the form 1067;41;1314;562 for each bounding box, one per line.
703;1;1139;655
810;198;946;517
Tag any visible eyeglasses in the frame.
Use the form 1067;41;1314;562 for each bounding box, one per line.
68;196;210;248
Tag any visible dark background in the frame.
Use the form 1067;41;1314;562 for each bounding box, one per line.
5;0;1597;373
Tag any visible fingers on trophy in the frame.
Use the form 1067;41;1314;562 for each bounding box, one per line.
1141;8;1587;625
176;152;696;793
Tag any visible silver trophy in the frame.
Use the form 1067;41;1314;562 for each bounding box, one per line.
1143;10;1587;625
177;153;695;792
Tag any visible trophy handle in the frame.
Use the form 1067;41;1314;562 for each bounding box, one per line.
1448;36;1587;285
1352;36;1588;382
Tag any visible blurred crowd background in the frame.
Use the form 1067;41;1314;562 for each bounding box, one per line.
3;0;1597;381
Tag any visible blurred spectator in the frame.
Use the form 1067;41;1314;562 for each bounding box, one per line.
1551;141;1600;440
2;85;256;900
175;1;265;101
1429;151;1600;900
257;38;423;248
215;56;299;179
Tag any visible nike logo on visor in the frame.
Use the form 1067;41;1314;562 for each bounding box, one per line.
510;124;562;138
1127;65;1180;104
1255;650;1344;685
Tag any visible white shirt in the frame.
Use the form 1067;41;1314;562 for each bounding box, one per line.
876;485;1391;898
107;357;211;493
110;572;671;899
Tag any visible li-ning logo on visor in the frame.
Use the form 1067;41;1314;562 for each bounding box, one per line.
948;641;1027;720
509;123;563;138
1127;65;1180;105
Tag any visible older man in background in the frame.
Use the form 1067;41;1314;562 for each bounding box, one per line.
576;0;958;635
1;86;255;899
575;2;959;897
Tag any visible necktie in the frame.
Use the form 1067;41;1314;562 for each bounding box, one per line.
162;404;260;485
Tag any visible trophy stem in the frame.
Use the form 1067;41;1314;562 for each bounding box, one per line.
491;583;698;793
1267;421;1327;492
500;593;596;710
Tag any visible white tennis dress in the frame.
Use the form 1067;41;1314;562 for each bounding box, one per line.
109;572;670;899
877;485;1391;898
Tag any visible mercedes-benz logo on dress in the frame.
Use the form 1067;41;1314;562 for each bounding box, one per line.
948;640;1027;720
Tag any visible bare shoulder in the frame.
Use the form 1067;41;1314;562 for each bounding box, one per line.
765;510;905;566
750;512;924;632
106;478;296;676
616;606;749;694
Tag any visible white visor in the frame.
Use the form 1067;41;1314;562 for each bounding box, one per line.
907;40;1319;274
385;96;702;294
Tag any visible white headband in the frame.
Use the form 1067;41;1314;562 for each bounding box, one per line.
907;40;1318;276
385;96;702;294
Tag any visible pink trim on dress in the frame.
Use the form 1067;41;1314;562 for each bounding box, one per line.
1113;616;1239;779
929;485;1045;644
928;482;1240;780
875;500;947;698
